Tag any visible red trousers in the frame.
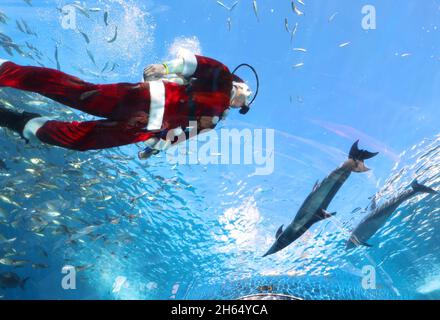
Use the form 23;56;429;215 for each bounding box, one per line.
0;62;156;150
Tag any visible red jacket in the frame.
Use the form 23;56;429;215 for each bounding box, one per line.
146;53;233;134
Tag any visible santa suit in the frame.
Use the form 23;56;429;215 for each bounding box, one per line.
0;52;232;151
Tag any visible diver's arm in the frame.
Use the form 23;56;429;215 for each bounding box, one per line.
138;118;218;160
143;51;231;83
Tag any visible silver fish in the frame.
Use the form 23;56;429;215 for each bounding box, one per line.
86;49;96;66
54;45;61;70
252;0;259;21
0;11;8;24
0;272;29;289
79;31;90;44
107;26;118;43
104;11;109;26
72;4;90;18
101;61;109;73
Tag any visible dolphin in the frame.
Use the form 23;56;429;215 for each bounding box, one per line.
263;140;378;257
346;180;438;250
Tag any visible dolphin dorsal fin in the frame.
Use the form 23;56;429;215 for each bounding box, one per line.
312;180;320;192
275;225;284;239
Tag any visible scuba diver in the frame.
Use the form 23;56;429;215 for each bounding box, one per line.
0;51;257;159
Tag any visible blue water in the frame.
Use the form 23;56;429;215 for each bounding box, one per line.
0;0;439;300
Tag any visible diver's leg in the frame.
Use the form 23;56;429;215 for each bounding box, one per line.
0;105;41;141
0;60;150;120
23;117;155;151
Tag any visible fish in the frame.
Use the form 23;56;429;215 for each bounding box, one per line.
292;1;304;16
292;62;304;68
227;17;231;31
293;48;307;52
86;49;96;66
339;42;351;48
16;20;26;33
104;11;109;26
20;19;37;36
69;225;99;241
31;263;49;269
328;12;338;23
263;140;379;257
290;22;298;43
0;11;8;24
89;8;102;12
0;258;30;267
107;26;118;43
252;0;259;21
72;4;90;18
0;195;20;207
79;31;90;44
346;180;438;249
0;272;29;289
109;62;119;72
0;235;17;244
284;18;289;33
217;1;239;11
101;62;109;73
54;45;61;70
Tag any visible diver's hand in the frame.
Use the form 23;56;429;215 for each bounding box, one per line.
198;116;217;130
143;64;167;81
138;146;160;160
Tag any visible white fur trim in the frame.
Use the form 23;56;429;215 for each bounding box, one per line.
178;49;197;78
23;117;50;141
147;80;165;131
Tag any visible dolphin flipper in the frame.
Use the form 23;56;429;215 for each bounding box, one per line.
321;209;336;219
359;241;373;247
314;209;336;221
275;225;284;239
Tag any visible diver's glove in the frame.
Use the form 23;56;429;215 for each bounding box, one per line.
138;146;160;160
143;64;167;82
143;58;185;82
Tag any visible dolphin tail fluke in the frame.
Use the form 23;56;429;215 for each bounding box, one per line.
349;140;379;172
411;180;438;195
